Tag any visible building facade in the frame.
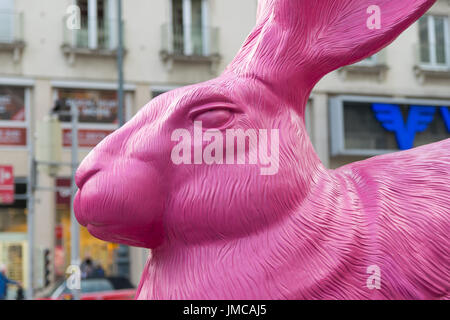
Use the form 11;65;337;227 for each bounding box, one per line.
0;0;449;295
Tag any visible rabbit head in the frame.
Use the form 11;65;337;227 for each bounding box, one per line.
74;0;436;249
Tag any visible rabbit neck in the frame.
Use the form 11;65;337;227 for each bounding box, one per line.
137;169;376;299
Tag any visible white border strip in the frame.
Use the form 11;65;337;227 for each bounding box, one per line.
51;80;136;91
150;84;181;93
0;77;35;87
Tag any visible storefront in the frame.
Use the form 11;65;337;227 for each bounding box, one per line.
51;84;133;280
0;79;137;289
54;87;123;148
54;178;119;280
330;95;450;157
0;179;27;284
0;83;31;289
0;85;29;147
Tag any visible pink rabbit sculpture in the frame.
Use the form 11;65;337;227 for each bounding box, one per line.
74;0;449;299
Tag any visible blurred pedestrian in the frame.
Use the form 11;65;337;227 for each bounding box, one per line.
15;285;25;300
80;258;94;279
0;264;19;300
91;262;105;278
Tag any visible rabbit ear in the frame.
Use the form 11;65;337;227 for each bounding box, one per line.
226;0;436;107
256;0;271;22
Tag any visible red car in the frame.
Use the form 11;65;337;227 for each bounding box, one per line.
40;277;135;300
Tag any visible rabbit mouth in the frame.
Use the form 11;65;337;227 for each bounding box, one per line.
74;185;165;248
85;221;164;248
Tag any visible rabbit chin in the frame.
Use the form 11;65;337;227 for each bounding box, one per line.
74;168;165;249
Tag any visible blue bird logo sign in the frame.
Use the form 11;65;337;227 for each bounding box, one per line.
372;104;450;150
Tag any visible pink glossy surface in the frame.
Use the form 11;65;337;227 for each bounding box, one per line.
75;0;449;299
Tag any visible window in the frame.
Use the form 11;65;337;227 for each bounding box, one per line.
0;0;14;43
151;88;172;99
0;86;28;147
171;0;210;56
151;86;181;99
356;55;377;66
56;88;120;124
72;0;118;50
54;88;123;148
418;15;450;69
330;96;450;156
0;239;27;293
0;181;27;232
53;85;134;148
343;51;388;80
0;178;27;289
353;51;387;68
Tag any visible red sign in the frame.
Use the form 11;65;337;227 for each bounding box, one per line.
63;129;113;148
0;127;27;146
56;178;71;206
0;165;14;204
55;225;63;240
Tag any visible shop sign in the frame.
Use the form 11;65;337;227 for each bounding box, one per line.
62;129;113;148
373;104;450;150
56;89;119;124
0;165;14;204
0;127;27;146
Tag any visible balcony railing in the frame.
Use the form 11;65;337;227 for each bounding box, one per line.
0;11;24;44
161;23;219;60
62;18;123;54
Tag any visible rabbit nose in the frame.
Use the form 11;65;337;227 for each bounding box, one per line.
75;118;138;189
76;147;107;189
75;167;101;189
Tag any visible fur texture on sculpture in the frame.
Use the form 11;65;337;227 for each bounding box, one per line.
74;0;449;299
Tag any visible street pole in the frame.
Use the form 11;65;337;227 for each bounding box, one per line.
26;122;35;299
70;102;80;300
116;0;130;278
117;0;124;127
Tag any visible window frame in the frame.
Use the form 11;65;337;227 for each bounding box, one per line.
419;15;450;70
0;0;15;43
73;0;119;50
169;0;210;56
0;77;33;150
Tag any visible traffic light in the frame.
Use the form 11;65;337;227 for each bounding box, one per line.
43;249;51;288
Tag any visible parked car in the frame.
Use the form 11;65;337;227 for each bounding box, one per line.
39;277;135;300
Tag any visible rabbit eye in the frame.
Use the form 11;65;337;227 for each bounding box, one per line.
192;108;234;128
